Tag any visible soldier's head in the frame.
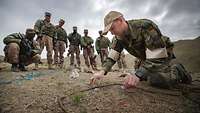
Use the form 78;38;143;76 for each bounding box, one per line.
98;30;103;36
102;11;128;37
84;29;88;36
73;26;77;33
44;12;51;22
59;19;65;27
25;28;36;40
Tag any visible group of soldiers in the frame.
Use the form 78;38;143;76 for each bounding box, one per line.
3;12;126;72
3;10;192;90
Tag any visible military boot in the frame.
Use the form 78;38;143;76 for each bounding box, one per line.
19;64;27;71
177;64;192;84
171;63;192;84
11;64;19;72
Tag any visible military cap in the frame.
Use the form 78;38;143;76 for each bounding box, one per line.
59;19;65;23
103;11;123;35
73;26;77;30
84;29;88;33
26;28;35;34
98;30;102;34
45;12;51;16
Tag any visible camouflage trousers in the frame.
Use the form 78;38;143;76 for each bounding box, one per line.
37;35;53;64
117;52;127;69
99;48;108;65
4;43;41;65
83;47;97;69
53;40;65;67
134;58;191;89
68;45;80;66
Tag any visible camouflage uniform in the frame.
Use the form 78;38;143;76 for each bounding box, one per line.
95;31;110;65
81;29;97;69
111;37;127;69
68;26;81;66
53;19;68;68
103;19;191;88
34;12;56;69
3;29;41;71
134;35;175;70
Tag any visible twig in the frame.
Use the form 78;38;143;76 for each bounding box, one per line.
58;96;68;113
24;99;37;109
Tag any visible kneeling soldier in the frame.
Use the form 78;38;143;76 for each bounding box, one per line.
3;29;41;71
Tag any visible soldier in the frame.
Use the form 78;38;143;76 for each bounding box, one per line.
111;36;127;70
53;19;68;68
117;51;127;70
68;26;81;67
81;29;97;70
3;29;41;72
34;12;56;69
95;30;110;65
162;35;176;60
90;11;192;89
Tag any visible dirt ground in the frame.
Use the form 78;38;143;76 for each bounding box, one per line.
0;56;200;113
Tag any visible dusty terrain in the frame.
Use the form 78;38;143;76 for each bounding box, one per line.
0;37;200;113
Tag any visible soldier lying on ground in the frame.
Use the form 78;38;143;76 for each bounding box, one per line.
90;11;192;89
3;29;41;72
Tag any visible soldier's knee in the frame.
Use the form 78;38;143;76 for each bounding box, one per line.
6;43;20;64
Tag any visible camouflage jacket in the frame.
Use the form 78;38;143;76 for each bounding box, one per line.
80;36;93;48
34;19;56;38
55;25;68;44
95;36;110;52
3;33;40;56
103;19;167;73
68;32;81;46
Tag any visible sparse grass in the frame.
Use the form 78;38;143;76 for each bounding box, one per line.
71;93;85;105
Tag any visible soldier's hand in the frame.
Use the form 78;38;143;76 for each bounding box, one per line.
123;73;140;89
90;70;105;85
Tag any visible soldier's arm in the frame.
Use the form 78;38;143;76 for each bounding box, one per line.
67;33;71;42
80;37;87;47
102;38;123;75
34;20;42;34
32;41;41;54
90;37;94;44
95;38;100;53
64;30;68;47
